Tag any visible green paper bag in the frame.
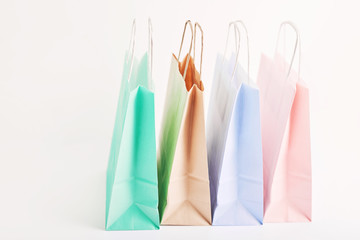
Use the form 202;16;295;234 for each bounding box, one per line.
106;20;159;231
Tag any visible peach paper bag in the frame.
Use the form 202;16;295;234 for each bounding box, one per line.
157;21;212;225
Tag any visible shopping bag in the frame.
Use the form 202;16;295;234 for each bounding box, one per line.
106;20;160;230
258;22;312;222
157;21;212;225
208;21;263;226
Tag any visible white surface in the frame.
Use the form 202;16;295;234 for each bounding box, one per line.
0;0;359;239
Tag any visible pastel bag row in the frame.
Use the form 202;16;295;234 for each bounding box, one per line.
105;19;311;230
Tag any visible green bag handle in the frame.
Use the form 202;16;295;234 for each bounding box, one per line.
126;19;136;83
148;18;153;90
126;18;154;90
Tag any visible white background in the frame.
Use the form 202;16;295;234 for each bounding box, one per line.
0;0;359;239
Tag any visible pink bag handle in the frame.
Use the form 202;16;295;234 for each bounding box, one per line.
275;21;301;79
178;20;194;80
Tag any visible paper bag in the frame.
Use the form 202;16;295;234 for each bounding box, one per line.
208;22;263;224
157;21;212;225
258;22;312;222
106;20;160;230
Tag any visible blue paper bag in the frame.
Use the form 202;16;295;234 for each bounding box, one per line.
207;49;263;225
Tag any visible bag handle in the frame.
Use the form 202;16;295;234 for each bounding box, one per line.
178;20;194;80
148;18;153;89
193;22;204;80
126;19;136;82
275;21;301;79
232;20;250;84
223;22;241;82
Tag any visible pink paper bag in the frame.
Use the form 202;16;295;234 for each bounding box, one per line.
257;22;311;222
